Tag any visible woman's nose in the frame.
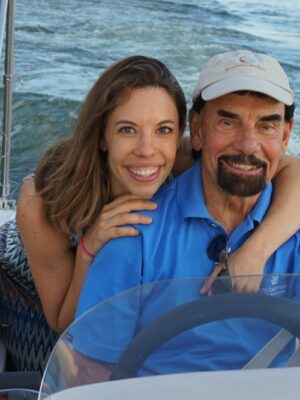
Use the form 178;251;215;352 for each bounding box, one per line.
134;131;156;157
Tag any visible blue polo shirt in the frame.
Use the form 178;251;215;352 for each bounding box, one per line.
75;160;300;373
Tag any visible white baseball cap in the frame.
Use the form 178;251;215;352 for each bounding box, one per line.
192;50;293;105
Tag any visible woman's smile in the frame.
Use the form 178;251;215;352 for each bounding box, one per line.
125;165;161;180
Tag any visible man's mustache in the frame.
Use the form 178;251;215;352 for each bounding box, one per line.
218;154;267;168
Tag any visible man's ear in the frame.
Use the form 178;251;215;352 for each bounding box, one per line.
189;110;203;151
282;119;294;151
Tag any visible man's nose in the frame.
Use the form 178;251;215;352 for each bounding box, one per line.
232;126;260;155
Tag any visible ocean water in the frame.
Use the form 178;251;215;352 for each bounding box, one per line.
1;0;300;197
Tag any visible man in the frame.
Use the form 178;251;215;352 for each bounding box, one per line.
75;50;298;374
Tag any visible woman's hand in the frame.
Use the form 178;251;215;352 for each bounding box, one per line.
200;245;266;295
79;194;157;258
18;183;158;332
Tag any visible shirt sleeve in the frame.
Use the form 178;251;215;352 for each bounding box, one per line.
72;235;143;364
76;234;143;318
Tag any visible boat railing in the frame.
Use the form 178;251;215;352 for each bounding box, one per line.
0;0;16;211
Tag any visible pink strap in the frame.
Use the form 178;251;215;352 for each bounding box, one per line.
79;238;95;259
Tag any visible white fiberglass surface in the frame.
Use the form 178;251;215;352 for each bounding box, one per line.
38;274;300;399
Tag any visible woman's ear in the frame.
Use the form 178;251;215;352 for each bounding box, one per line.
189;110;203;151
99;138;107;152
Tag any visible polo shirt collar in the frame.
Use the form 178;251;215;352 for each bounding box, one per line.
177;158;273;224
248;179;272;224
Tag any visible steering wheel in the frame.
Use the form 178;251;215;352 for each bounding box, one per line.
110;292;300;380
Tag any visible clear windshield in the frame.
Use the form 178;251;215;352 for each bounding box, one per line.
39;274;300;399
0;389;38;399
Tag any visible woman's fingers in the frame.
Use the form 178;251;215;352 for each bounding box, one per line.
100;199;156;223
226;249;265;293
95;212;152;243
101;194;157;216
96;211;154;244
231;276;263;293
103;211;153;227
96;195;157;236
200;253;264;296
103;225;140;239
83;196;157;253
199;264;225;295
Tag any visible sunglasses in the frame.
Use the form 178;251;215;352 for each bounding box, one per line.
207;234;231;265
206;234;232;294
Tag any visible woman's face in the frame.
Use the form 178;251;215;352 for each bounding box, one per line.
103;86;181;198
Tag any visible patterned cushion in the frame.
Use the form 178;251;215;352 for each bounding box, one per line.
0;219;58;374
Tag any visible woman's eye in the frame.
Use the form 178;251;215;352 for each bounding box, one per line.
158;126;172;134
119;126;135;134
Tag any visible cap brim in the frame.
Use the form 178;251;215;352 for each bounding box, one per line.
201;76;293;105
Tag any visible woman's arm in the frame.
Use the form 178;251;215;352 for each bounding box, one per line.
201;154;300;293
16;179;156;332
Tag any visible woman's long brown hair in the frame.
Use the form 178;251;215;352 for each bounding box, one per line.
35;55;187;235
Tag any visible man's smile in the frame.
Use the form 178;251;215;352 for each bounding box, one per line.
218;154;266;175
220;159;263;175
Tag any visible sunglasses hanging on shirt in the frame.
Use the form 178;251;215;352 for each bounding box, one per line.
206;234;232;294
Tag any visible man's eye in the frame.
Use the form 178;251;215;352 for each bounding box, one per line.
260;123;276;134
119;126;135;134
216;119;235;132
158;126;172;134
222;119;234;127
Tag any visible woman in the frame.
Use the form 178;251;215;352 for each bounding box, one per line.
1;55;300;373
0;55;186;373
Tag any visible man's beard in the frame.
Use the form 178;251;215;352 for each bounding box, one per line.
217;154;267;197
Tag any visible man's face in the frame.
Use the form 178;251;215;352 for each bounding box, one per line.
190;93;293;197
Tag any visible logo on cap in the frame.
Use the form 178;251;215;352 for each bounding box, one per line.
226;53;265;72
239;55;256;65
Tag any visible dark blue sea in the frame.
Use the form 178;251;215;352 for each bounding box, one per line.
1;0;300;196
